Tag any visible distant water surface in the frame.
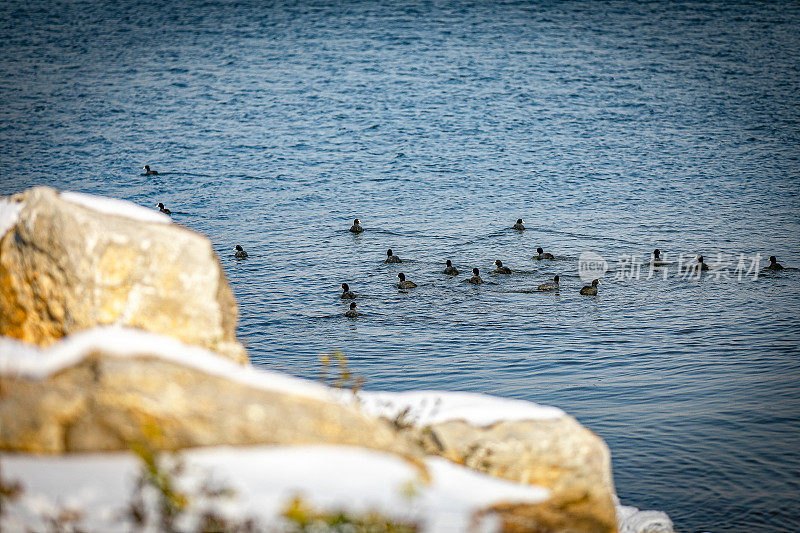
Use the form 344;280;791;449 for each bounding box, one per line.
1;1;799;531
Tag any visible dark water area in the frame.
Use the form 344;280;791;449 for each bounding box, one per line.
2;1;800;531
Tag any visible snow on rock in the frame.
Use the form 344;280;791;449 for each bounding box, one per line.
617;504;675;533
357;390;565;427
0;196;24;237
0;329;562;423
0;328;409;455
0;445;551;532
0;453;140;533
351;390;621;532
0;327;328;401
60;191;171;224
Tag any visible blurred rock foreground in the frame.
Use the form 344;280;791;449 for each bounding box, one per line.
0;186;246;364
0;187;672;532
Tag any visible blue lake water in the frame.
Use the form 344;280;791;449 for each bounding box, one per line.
2;1;800;530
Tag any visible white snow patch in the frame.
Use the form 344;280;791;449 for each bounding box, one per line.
0;197;24;237
356;390;565;427
61;191;171;224
0;327;329;401
1;445;550;532
0;453;140;533
617;504;675;533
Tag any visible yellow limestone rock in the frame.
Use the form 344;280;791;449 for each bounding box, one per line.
0;332;410;456
359;391;619;532
0;187;246;364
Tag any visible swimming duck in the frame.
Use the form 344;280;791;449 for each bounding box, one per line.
465;268;483;285
695;255;709;271
234;245;247;259
142;165;159;176
385;249;402;263
533;247;555;261
397;272;417;289
156;202;171;214
650;248;668;266
345;302;359;318
765;256;784;271
340;283;356;299
512;218;525;231
349;219;363;233
493;260;512;274
442;260;459;276
538;275;560;291
580;279;599;295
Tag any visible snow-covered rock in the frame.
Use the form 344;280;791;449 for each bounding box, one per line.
357;390;565;426
0;197;24;237
0;445;673;533
0;328;408;455
617;504;675;533
354;389;618;533
0;327;673;531
0;186;246;364
0;445;551;532
60;191;172;225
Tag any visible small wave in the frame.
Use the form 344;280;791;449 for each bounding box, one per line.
524;225;644;247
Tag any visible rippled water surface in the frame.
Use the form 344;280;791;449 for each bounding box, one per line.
2;1;800;531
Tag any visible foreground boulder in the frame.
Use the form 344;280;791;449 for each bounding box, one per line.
0;187;246;364
0;329;408;455
0;328;673;532
358;391;618;532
